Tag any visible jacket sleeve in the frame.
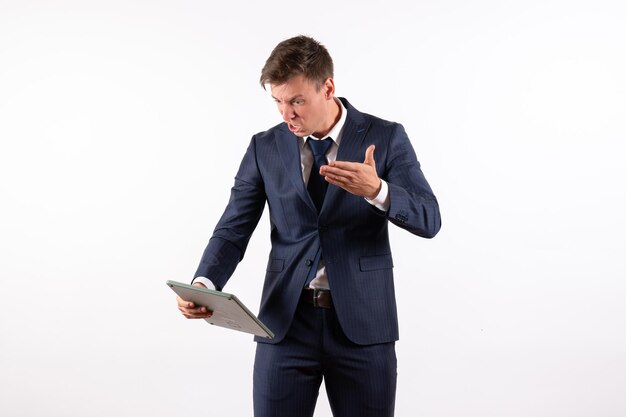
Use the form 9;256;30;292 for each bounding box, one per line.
381;123;441;238
193;136;266;290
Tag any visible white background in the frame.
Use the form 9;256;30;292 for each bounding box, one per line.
1;1;625;416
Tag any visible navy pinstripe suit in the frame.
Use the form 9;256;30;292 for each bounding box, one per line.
194;97;440;416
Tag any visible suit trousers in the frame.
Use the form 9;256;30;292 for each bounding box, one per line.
253;295;397;417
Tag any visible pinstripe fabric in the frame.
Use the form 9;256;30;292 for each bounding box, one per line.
253;299;396;417
194;97;441;346
194;97;440;416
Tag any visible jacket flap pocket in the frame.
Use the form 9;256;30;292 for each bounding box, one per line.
359;254;394;271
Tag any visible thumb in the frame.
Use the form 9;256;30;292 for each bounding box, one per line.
364;145;376;166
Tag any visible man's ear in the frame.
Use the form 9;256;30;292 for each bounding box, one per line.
323;78;335;99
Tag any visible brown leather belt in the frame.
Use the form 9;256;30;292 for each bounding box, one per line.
301;288;333;309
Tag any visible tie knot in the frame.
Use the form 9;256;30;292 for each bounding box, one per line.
307;138;333;157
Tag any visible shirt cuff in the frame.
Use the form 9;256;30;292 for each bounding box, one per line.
364;180;390;212
192;276;216;290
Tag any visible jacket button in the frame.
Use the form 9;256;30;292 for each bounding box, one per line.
305;259;313;266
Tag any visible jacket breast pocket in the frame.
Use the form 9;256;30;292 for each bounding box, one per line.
359;254;394;271
266;258;285;272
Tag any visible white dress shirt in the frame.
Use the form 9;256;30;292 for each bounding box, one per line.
194;98;390;290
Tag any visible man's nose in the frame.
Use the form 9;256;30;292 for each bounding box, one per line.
280;104;295;121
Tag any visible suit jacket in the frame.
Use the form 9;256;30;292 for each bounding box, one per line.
194;97;441;345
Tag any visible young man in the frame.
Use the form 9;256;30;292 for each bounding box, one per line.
177;35;441;417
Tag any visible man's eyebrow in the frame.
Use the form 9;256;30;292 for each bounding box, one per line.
272;94;304;102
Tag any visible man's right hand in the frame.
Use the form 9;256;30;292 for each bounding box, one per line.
176;282;213;319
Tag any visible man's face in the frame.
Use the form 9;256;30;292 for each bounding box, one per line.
270;75;335;138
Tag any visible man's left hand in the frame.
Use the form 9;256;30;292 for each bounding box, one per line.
320;144;381;199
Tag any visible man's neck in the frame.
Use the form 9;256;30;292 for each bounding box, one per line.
314;97;341;138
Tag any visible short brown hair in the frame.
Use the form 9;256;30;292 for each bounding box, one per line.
260;35;334;90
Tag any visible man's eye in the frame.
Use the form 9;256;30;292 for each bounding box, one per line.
292;100;304;105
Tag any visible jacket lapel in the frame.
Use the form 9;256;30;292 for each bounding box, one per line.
276;126;318;212
321;99;371;214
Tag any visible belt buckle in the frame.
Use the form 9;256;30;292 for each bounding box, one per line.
312;288;330;309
